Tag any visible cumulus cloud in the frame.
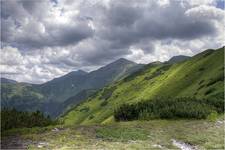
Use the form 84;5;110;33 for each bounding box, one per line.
1;0;94;49
1;0;224;83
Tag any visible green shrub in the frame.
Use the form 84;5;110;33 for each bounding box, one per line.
1;108;55;131
100;86;116;100
89;115;94;120
203;50;214;57
207;111;218;122
199;80;204;85
198;68;205;71
206;74;224;87
205;88;215;95
100;101;108;107
114;97;223;121
79;106;90;112
144;71;161;80
197;84;205;90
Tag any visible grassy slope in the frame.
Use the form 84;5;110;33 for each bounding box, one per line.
62;47;224;125
1;83;44;100
1;83;45;111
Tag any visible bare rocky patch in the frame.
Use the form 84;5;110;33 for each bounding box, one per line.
1;136;33;149
172;139;197;150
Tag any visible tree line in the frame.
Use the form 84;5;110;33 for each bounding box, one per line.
114;97;224;121
1;108;55;131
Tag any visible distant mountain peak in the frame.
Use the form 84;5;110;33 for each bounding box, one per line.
167;55;190;63
109;58;136;66
117;58;130;62
75;70;87;74
1;77;17;84
68;70;87;76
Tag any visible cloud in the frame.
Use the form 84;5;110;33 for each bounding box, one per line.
1;0;224;83
0;46;24;66
100;1;219;42
1;0;94;49
0;46;70;83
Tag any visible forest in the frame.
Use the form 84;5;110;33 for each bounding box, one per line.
1;108;55;130
114;97;224;121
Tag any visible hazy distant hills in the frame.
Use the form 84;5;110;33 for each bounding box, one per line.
61;47;224;125
38;70;88;103
39;58;143;103
1;78;17;84
1;58;144;117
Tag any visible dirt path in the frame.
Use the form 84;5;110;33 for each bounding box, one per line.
1;136;32;150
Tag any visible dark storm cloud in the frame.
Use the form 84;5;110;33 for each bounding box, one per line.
1;0;94;49
13;22;94;49
1;0;224;83
76;0;219;65
1;0;220;51
99;1;217;48
106;3;142;27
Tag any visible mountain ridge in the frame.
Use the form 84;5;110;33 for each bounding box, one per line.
167;55;190;63
61;46;224;125
1;58;144;117
0;78;17;84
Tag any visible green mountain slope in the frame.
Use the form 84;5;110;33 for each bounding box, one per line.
62;47;224;125
1;83;45;111
1;78;17;84
39;58;143;103
1;58;143;117
38;70;88;103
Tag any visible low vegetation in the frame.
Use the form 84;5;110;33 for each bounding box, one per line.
100;86;117;100
114;97;224;121
2;119;223;149
62;47;224;125
1;108;55;131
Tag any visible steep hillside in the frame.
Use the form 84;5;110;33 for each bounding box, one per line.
59;89;98;115
62;47;224;125
38;58;143;103
1;83;45;111
1;78;17;84
1;58;143;117
38;70;88;103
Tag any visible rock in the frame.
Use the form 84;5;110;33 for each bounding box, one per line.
37;141;49;148
52;127;60;132
37;145;43;148
128;140;137;143
153;144;163;148
172;139;197;150
215;120;225;127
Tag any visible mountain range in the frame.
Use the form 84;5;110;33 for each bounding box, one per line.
2;47;221;120
1;58;144;117
60;47;224;125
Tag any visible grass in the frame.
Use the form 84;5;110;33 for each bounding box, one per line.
61;47;224;125
2;47;224;149
96;127;149;141
2;118;224;149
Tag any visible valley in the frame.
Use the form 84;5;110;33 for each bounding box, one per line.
1;1;224;149
1;47;224;149
1;58;143;117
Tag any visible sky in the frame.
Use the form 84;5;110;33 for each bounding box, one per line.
1;0;224;83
